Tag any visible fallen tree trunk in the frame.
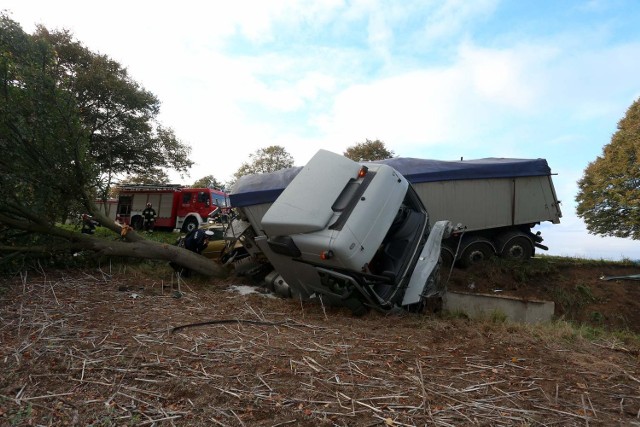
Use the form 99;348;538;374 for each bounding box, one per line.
0;213;227;277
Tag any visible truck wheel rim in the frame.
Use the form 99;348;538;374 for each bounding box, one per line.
508;246;524;259
469;250;485;263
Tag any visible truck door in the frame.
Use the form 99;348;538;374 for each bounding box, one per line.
117;195;132;224
179;190;211;216
196;191;211;208
180;191;194;208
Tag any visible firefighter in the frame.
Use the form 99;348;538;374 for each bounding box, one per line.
170;229;214;277
81;214;99;234
184;229;214;254
142;203;156;232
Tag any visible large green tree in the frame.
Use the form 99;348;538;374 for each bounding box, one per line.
233;145;294;180
576;97;640;239
123;169;171;186
0;14;222;276
343;139;394;161
33;26;192;200
192;175;223;189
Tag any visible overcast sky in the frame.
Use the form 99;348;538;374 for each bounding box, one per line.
4;0;640;260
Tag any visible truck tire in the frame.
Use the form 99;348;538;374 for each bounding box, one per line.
233;261;272;283
440;246;455;267
182;217;199;233
500;235;533;261
459;240;493;268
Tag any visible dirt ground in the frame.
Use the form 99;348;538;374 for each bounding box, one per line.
0;262;639;426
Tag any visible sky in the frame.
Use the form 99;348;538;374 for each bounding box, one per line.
4;0;640;261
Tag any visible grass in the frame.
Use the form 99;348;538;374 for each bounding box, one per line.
58;222;180;245
4;401;33;427
444;308;508;324
575;283;596;302
552;283;599;320
435;310;640;349
479;254;637;286
475;256;560;284
537;254;638;268
488;309;508;323
480;317;639;347
442;309;470;320
543;321;640;346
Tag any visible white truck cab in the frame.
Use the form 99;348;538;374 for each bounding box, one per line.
230;149;453;314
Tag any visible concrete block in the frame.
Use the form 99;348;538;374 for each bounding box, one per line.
443;291;554;324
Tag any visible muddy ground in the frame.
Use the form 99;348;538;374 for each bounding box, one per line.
0;260;639;426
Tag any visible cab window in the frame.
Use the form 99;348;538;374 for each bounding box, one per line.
197;192;210;206
213;195;227;207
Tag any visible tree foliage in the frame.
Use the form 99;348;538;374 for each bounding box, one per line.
233;145;294;180
192;175;223;189
0;14;222;276
576;97;640;239
343;139;394;161
123;169;171;186
33;27;193;199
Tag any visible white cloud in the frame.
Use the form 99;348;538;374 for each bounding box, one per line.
458;43;555;110
311;42;558;157
420;0;499;45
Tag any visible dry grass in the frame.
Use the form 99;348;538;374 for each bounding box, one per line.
0;268;639;426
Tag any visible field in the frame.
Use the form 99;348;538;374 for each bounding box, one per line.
0;258;639;426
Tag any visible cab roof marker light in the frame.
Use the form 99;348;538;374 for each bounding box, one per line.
358;166;368;178
320;250;334;260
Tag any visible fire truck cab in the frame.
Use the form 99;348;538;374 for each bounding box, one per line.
115;184;227;232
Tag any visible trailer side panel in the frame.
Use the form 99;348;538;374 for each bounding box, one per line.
412;178;514;232
412;175;562;232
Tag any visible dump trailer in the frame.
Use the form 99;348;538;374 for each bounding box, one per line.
377;157;562;266
229;156;561;268
228;149;454;314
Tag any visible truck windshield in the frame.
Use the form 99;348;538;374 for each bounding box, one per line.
212;195;227;207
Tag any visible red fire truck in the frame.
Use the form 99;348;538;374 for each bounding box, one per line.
110;184;228;232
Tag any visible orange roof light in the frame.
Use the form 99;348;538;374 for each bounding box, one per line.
320;250;334;260
358;166;368;178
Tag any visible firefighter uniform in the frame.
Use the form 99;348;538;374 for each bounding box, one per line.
142;203;156;232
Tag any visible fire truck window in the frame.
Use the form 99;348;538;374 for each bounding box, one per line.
198;192;209;205
117;196;132;215
182;193;191;204
214;196;227;207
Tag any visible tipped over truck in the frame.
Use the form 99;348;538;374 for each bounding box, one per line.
227;149;455;314
229;153;562;269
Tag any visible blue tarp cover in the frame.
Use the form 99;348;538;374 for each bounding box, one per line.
230;157;551;208
230;166;303;208
378;157;550;183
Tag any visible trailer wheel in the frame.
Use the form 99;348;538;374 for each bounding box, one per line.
501;236;533;261
182;217;198;233
459;242;493;268
440;246;455;267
